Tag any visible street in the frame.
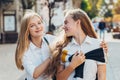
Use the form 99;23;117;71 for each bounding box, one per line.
0;32;120;80
107;42;120;80
0;44;25;80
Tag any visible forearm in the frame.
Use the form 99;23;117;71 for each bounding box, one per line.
56;64;75;80
98;64;106;80
33;58;50;79
57;51;85;80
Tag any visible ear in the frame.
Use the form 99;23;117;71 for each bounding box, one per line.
76;19;81;25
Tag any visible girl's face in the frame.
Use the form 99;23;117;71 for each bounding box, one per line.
63;15;78;37
28;16;44;38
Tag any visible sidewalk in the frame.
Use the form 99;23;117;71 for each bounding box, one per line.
99;31;120;80
0;32;120;80
107;42;120;80
0;44;25;80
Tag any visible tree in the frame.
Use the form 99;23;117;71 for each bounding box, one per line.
114;0;120;14
81;0;103;19
20;0;35;14
81;0;90;11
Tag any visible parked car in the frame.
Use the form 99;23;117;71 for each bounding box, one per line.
112;22;120;32
112;22;120;39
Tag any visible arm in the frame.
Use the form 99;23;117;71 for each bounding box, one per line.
33;58;51;79
56;64;75;80
100;41;108;54
56;52;85;80
97;64;106;80
100;41;108;63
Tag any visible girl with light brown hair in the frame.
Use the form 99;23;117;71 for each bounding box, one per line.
15;11;55;80
45;9;107;80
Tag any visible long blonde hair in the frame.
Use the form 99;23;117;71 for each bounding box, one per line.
44;9;98;77
15;11;42;70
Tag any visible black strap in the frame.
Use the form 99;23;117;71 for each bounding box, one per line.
44;37;49;45
44;37;56;80
69;48;105;79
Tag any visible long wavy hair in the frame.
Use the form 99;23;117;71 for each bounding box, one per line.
15;11;42;70
44;9;98;77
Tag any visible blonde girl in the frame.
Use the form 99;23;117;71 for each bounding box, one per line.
15;11;55;80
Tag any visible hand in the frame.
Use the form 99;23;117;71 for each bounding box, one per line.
70;51;85;69
100;41;108;54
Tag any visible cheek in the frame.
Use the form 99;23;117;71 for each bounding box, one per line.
68;25;74;32
40;24;44;31
41;26;44;31
29;29;34;36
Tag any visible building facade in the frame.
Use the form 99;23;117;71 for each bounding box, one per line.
0;0;23;44
0;0;81;44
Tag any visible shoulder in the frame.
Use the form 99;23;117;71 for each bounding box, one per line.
44;34;56;38
90;37;101;43
44;34;56;43
88;36;101;48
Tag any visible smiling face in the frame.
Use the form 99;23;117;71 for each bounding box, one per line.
63;14;79;37
28;16;44;38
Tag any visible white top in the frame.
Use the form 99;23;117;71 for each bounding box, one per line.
62;36;105;80
22;34;55;80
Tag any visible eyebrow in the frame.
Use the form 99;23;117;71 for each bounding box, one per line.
29;23;35;27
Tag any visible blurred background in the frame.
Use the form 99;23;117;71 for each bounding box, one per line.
0;0;120;80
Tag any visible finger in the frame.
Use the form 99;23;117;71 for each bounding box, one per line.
79;54;85;61
104;47;108;53
79;51;84;55
81;56;85;62
80;53;84;57
73;51;79;56
101;44;108;49
100;42;105;47
100;41;106;46
81;55;86;60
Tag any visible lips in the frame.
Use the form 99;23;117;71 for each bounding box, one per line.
64;28;68;32
35;30;41;33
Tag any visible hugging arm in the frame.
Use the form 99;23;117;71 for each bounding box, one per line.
33;58;51;79
23;56;51;79
56;52;85;80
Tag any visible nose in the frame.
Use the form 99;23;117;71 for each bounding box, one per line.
36;24;40;28
36;24;43;30
62;25;66;29
36;24;43;31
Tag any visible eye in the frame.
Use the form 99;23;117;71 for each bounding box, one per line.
38;22;41;24
64;21;68;24
30;25;35;28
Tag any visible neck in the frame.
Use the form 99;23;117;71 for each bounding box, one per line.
74;29;86;45
31;37;42;48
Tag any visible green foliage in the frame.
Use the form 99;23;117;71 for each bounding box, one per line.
87;11;97;19
81;0;97;19
81;0;91;11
